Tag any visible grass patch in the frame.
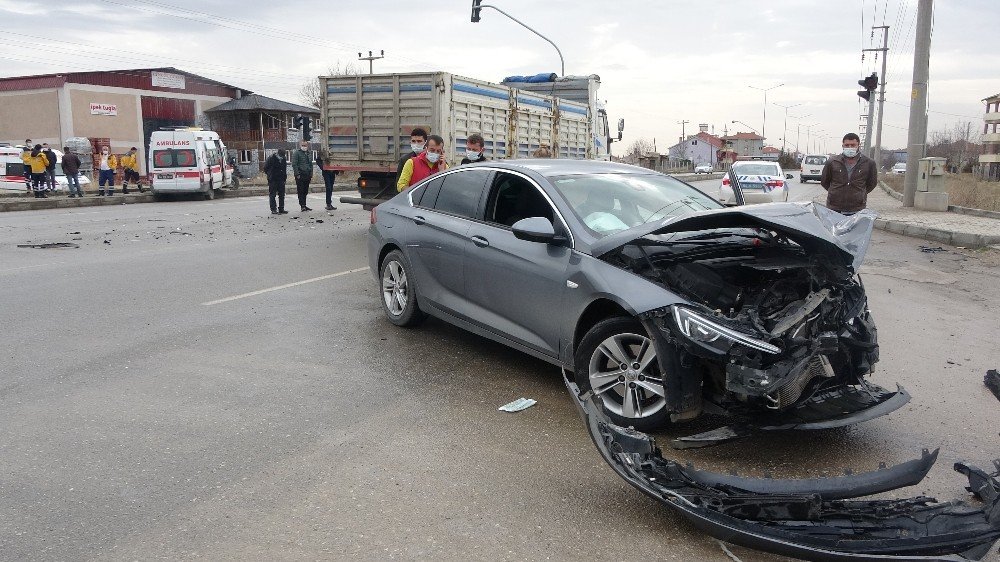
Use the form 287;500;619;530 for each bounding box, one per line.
881;173;1000;212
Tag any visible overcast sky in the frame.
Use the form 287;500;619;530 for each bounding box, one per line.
1;0;997;155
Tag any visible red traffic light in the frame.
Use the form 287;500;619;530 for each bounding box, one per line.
858;73;878;91
857;90;872;102
471;0;482;22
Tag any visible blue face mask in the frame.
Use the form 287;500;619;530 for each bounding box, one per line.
465;149;481;161
425;152;441;164
842;147;859;158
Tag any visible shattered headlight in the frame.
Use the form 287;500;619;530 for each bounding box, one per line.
671;306;781;355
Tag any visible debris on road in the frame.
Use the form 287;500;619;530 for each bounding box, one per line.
498;397;537;413
565;373;1000;561
169;231;193;236
919;245;947;253
16;242;79;249
986;369;1000;402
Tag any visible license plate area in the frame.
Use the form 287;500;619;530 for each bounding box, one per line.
157;173;174;180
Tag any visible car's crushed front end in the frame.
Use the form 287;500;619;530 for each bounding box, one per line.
565;373;1000;561
595;202;908;439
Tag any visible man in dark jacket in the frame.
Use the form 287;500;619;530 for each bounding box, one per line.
41;143;57;192
820;132;878;215
395;128;427;187
263;149;288;214
291;141;313;212
61;147;83;198
316;148;338;211
460;133;488;164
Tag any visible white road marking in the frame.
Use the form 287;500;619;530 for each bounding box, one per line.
201;266;369;306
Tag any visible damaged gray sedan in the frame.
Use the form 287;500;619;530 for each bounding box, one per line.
368;160;904;436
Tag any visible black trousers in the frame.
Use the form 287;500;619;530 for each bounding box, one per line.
322;170;337;205
295;175;311;207
268;180;285;211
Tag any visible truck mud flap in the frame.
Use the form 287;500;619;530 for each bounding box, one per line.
565;373;1000;561
671;383;911;449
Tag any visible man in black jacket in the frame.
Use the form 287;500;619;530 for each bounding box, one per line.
395;128;427;187
263;149;288;215
41;143;57;192
461;133;488;164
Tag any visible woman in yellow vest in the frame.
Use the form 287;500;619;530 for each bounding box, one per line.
21;144;50;198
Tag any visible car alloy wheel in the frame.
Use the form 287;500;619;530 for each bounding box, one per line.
382;260;408;316
587;331;666;421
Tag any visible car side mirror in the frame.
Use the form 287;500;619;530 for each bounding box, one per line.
511;216;557;244
785;173;793;179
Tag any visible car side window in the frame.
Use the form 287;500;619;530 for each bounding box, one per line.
414;176;445;208
432;170;490;219
483;172;554;227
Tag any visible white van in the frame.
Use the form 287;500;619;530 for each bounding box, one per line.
1;146;92;191
800;154;829;183
149;129;233;199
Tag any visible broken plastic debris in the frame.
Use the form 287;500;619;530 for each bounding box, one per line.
17;242;79;249
986;369;1000;402
498;397;537;412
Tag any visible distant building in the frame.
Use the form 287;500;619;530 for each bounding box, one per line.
667;131;723;167
205;94;320;176
720;132;764;160
760;146;781;161
0;67;246;174
981;93;1000;181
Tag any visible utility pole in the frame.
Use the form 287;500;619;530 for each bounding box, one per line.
748;83;784;143
903;0;933;207
864;26;890;165
677;120;690;144
773;103;802;156
358;50;384;74
857;73;878;155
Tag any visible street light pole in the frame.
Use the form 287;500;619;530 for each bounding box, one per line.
470;3;565;76
772;102;802;155
748;83;784;143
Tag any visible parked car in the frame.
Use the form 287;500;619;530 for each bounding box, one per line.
693;164;713;174
718;160;791;204
799;154;828;183
368;160;903;433
891;162;906;174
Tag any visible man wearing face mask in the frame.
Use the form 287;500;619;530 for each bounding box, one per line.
97;146;118;196
460;133;488;164
291;141;314;212
820;133;878;215
263;148;289;214
395;128;427;187
396;134;447;191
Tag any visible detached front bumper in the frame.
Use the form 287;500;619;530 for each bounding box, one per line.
565;373;1000;561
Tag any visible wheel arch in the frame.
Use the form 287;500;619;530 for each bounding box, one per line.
573;298;633;352
377;243;404;274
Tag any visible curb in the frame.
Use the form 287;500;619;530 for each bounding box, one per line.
0;184;357;212
873;217;1000;248
878;180;1000;219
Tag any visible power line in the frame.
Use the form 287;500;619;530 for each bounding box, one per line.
883;100;982;120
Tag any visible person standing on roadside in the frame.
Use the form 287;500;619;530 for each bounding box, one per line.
21;144;50;198
291;141;314;212
41;143;57;192
395;127;427;187
61;147;83;198
820;133;878;215
263;148;288;215
21;139;32;192
120;146;145;194
532;145;552;158
317;147;338;211
396;134;447;191
97;146;118;196
460;133;488;164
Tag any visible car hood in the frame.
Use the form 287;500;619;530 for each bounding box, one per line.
590;202;876;273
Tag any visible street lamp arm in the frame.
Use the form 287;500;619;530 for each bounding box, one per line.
480;4;565;76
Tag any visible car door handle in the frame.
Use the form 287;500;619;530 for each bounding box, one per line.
412;215;426;225
471;235;490;248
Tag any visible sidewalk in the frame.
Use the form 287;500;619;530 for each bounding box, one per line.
0;183;356;213
865;184;1000;248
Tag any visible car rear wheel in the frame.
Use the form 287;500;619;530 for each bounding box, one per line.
380;250;427;327
575;317;671;431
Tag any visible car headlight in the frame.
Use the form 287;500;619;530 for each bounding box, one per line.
671;306;781;355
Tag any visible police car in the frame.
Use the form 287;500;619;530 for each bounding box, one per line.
718;160;791;205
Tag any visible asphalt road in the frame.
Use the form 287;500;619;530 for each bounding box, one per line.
2;190;998;561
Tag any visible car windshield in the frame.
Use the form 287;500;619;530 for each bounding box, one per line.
733;163;781;176
893;163;905;169
804;156;827;165
153;149;197;168
550;173;722;236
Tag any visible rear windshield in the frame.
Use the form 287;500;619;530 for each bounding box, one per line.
804;156;827;165
153;149;197;168
732;163;780;176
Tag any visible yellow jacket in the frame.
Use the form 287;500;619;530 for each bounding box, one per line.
97;154;119;170
121;152;139;171
21;152;49;174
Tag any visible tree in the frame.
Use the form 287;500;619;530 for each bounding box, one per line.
623;137;655;164
928;121;982;172
299;61;362;109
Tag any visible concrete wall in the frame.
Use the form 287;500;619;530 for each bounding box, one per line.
70;88;143;149
0;89;61;146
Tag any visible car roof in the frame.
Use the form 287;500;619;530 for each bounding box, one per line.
462;158;654;178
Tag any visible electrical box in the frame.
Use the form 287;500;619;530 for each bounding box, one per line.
916;157;946;192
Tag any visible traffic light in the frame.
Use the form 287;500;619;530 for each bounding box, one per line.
293;114;303;129
857;73;878;101
471;0;483;22
302;117;312;141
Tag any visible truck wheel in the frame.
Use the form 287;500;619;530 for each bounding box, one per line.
575;317;672;431
380;250;426;327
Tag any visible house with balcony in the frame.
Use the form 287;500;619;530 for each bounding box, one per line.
980;93;1000;181
205;94;320;177
667;131;724;168
719;132;764;167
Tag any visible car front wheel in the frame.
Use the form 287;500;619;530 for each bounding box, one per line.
380;250;426;327
575;317;671;431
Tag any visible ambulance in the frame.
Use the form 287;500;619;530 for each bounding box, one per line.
148;129;233;199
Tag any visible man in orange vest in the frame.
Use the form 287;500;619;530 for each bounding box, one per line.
396;134;447;191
